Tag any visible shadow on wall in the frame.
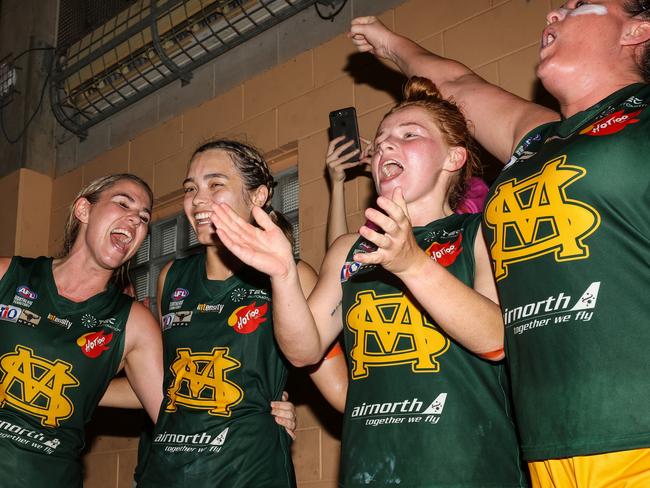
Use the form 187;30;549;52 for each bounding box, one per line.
287;368;343;440
345;52;406;103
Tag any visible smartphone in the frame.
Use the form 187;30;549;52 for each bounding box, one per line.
329;107;361;160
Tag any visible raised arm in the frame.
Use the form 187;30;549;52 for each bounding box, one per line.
211;203;351;366
355;189;504;359
326;136;360;246
350;16;559;162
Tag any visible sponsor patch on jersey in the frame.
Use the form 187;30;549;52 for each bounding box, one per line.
98;317;121;332
16;285;38;300
341;260;369;283
505;281;601;336
81;313;97;328
172;288;189;301
227;302;267;334
349;393;449;427
18;309;41;327
425;233;463;267
77;330;113;358
0;303;21;323
196;303;225;313
579;109;642;136
47;313;72;330
162;311;193;331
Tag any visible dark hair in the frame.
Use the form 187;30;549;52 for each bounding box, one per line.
381;76;481;211
62;173;153;256
624;0;650;82
190;139;290;229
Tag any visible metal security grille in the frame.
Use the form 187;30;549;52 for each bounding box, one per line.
57;0;141;51
52;0;317;138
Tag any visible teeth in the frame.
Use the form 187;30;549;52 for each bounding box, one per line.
381;160;404;179
110;228;133;244
543;32;555;48
194;212;211;220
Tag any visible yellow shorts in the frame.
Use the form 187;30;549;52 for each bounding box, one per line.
528;447;650;488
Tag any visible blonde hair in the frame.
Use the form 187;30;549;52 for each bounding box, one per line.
62;173;153;256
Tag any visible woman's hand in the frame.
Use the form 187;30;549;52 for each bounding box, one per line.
326;136;369;184
353;187;429;276
271;391;297;440
211;203;295;279
349;16;397;62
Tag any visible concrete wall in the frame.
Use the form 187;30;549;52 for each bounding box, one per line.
0;0;563;486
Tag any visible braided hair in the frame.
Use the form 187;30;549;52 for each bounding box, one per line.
191;139;292;231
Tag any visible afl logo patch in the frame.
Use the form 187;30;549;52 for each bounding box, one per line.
172;288;189;301
16;286;38;300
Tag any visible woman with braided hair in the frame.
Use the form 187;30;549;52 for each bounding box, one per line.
211;78;526;487
135;139;344;487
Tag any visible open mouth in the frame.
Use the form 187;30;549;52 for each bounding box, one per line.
110;228;134;252
380;159;404;181
541;28;556;49
194;211;213;226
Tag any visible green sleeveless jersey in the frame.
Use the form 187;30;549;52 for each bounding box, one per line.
483;83;650;461
339;214;525;488
0;256;130;487
139;253;295;487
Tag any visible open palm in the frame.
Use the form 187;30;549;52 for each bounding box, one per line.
211;203;295;278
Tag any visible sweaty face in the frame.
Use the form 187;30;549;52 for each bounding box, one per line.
183;149;256;246
538;0;629;85
83;180;151;270
371;106;453;204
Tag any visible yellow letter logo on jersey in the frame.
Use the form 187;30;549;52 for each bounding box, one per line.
165;347;243;416
0;346;79;427
346;291;449;379
484;156;600;281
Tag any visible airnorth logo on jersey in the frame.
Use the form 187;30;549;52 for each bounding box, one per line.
346;290;449;379
425;233;463;267
579;109;642;136
0;345;79;427
351;393;449;426
165;347;243;416
227;302;267;334
77;330;113;358
506;281;601;335
153;427;230;454
484;156;601;281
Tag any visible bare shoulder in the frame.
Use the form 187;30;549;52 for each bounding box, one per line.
315;233;359;287
329;233;360;260
157;260;174;289
125;300;161;340
0;257;13;281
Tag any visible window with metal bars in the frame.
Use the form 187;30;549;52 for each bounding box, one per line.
129;166;298;315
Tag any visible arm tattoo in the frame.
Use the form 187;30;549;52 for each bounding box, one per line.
330;300;342;317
